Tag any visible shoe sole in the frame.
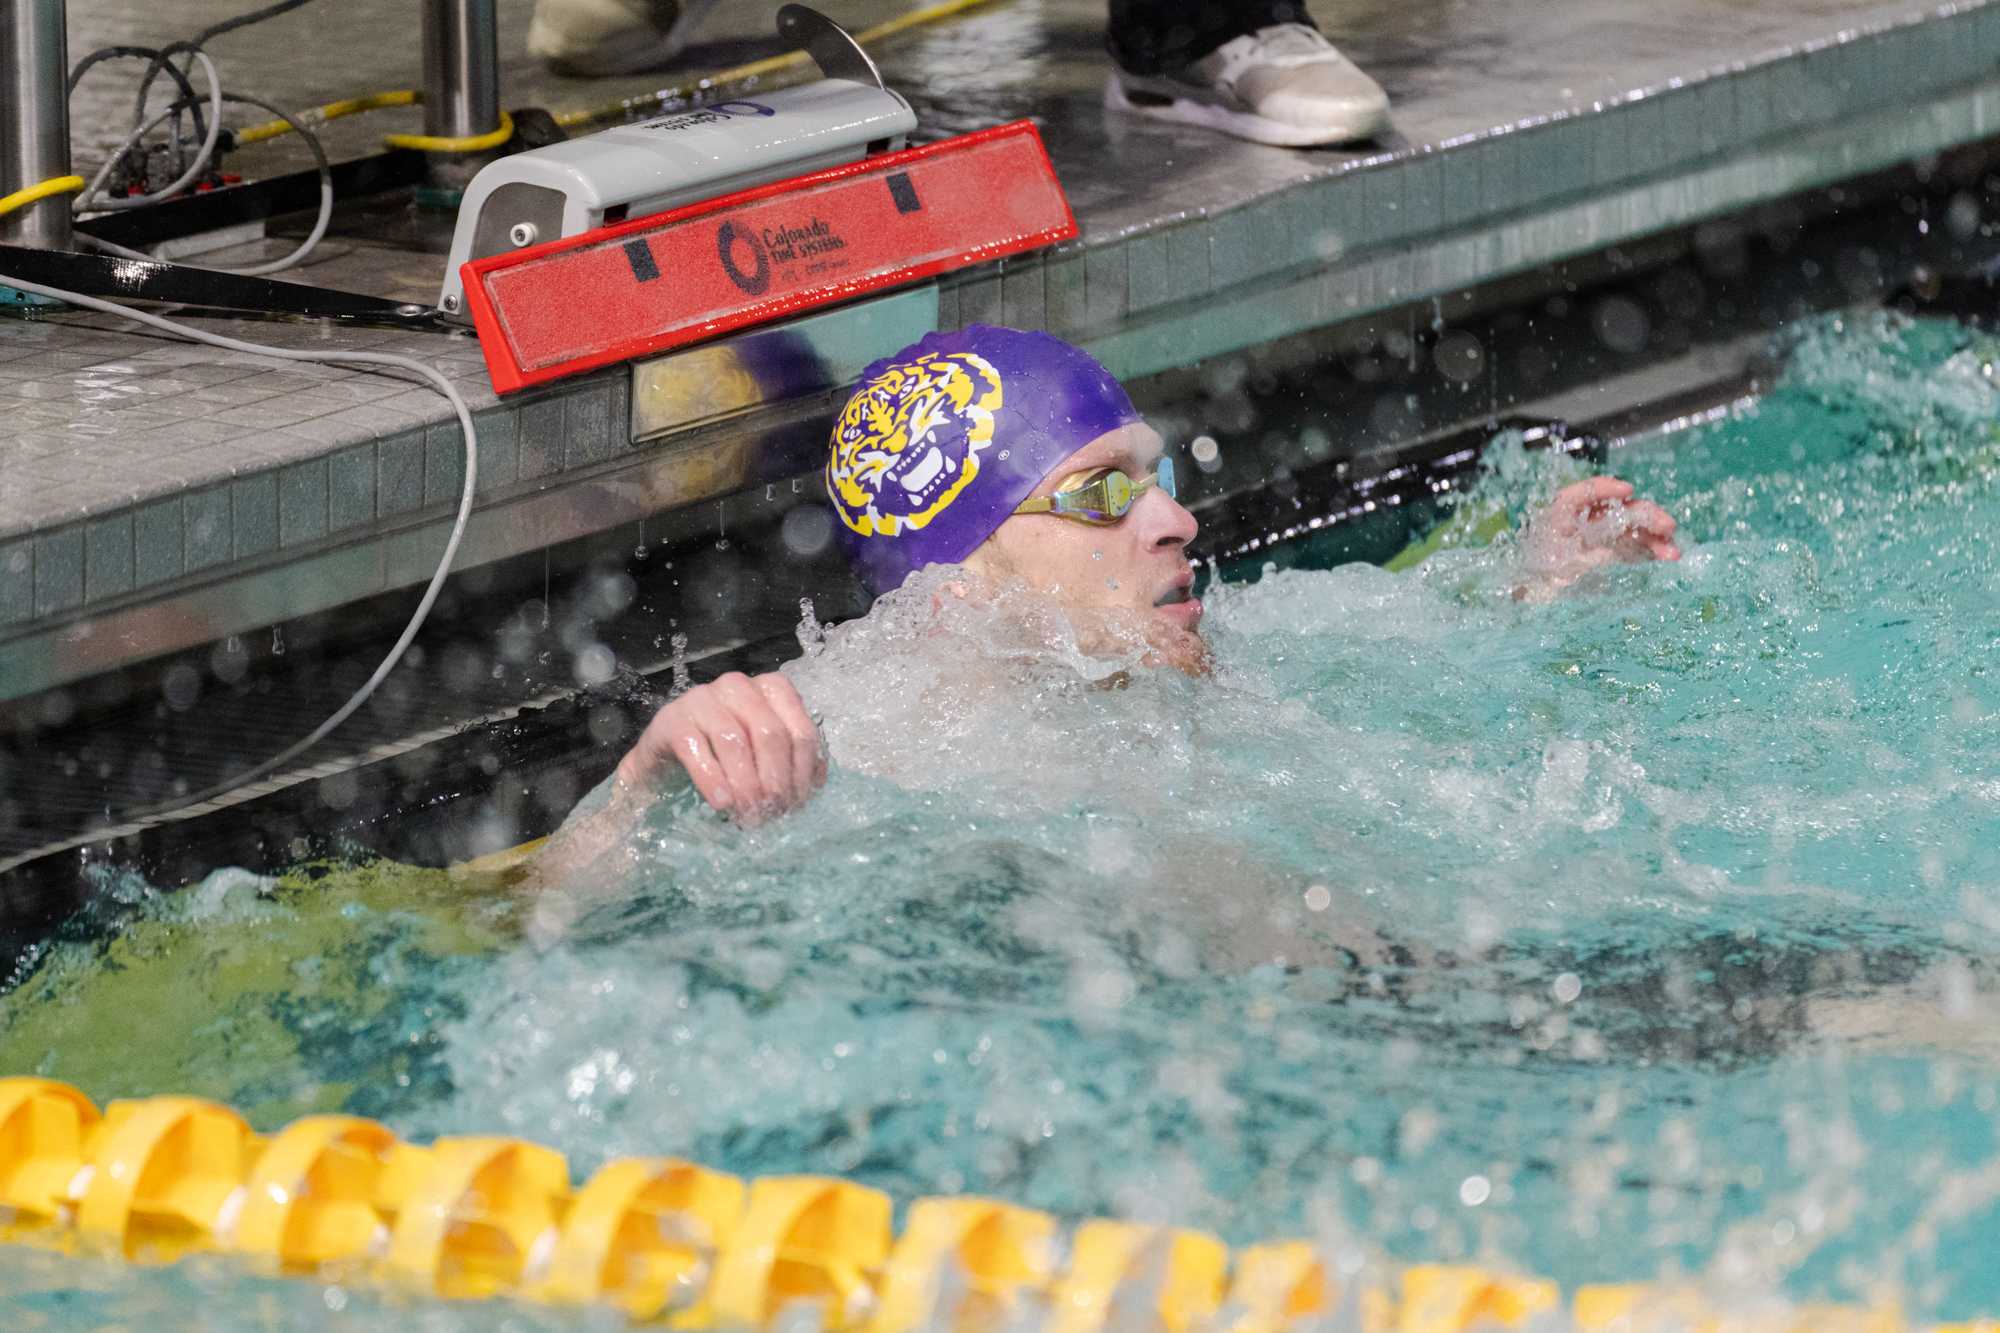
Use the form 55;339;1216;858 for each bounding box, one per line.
1105;74;1389;148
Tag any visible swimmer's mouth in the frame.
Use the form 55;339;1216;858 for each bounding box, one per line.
1154;575;1194;607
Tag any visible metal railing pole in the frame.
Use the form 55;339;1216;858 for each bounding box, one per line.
421;0;500;142
1;0;74;251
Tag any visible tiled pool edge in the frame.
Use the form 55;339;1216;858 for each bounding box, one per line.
3;0;1998;699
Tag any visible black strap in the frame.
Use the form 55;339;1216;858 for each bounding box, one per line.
0;244;441;328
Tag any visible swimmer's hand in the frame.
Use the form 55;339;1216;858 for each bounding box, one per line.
617;671;826;823
1517;476;1681;598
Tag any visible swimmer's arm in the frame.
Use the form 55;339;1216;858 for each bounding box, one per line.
525;671;825;886
1383;478;1681;589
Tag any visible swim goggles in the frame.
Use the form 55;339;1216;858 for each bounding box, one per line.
1012;457;1178;525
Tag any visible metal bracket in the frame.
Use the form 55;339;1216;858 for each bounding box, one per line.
776;4;887;90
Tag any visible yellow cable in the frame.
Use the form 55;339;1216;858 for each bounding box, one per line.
0;175;85;219
234;89;417;146
553;0;1005;131
382;107;515;153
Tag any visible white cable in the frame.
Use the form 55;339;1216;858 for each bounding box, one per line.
78;177;331;276
0;269;477;822
75;50;225;212
77;88;337;277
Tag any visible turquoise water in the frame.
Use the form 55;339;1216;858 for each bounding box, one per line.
3;311;1998;1324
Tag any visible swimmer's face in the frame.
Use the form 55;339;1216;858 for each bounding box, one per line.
972;422;1203;651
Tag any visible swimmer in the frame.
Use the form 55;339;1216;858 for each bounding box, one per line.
597;326;1680;826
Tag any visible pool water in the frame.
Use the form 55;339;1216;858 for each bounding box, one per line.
3;311;1998;1324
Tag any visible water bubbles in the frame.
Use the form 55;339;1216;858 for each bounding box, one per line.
209;636;249;685
1591;295;1651;354
1189;435;1221;473
1303;883;1331;912
668;633;690;696
573;643;616;687
161;663;201;711
1552;972;1583;1005
1944;191;1982;240
1433;330;1485;383
1458;1174;1492;1207
781;504;835;557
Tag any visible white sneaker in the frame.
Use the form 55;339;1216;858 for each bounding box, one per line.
528;0;722;76
1106;23;1391;148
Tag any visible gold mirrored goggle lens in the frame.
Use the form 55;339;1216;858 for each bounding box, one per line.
1014;461;1176;525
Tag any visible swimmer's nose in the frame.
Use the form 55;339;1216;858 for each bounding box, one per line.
1141;484;1198;550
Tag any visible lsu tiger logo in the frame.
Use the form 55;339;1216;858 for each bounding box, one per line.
826;351;1003;538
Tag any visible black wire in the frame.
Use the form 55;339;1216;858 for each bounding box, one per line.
67;45;208;136
135;1;322;135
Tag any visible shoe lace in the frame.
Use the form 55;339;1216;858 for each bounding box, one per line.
1210;22;1341;90
1249;22;1338;64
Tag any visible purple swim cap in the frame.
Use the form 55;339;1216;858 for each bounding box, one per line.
825;325;1144;596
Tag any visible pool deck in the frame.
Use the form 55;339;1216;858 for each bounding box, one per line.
4;0;2000;701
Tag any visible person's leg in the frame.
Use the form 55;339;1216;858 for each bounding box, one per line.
529;0;721;77
1105;0;1313;77
1103;1;1390;147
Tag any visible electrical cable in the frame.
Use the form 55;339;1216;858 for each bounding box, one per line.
66;45;210;174
0;269;478;825
233;89;416;147
78;91;334;277
132;0;321;123
73;51;225;213
0;175;84;220
382;109;516;154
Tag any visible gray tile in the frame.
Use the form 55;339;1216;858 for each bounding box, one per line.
1399;152;1443;237
1476;134;1521;217
84;512;134;602
329;443;378;531
133;496;183;588
1044;248;1089;332
33;526;83;616
280;458;330;546
1692;77;1735;158
1165;220;1212;306
470;408;520;496
1589;111;1632;190
232;472;279;559
0;539;30;625
1207;205;1261;290
1627;96;1669;179
1439;143;1486;228
427;417;468;505
1002;257;1048;331
518;396;564;482
607;375;630;452
1124;229;1172;312
187;378;291;407
378;429;426;516
563;382;619;470
1355;163;1406;249
934;277;960;333
1083;241;1128;328
957;267;1005;327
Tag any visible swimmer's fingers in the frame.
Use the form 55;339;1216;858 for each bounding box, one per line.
713;671;800;816
1545;477;1636;535
755;673;826;798
1617;498;1682;561
662;697;744;815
